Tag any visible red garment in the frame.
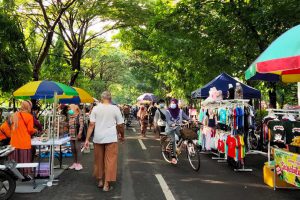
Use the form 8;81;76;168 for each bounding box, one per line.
226;135;237;159
218;139;225;153
233;109;237;129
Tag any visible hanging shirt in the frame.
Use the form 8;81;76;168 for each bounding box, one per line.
284;121;300;144
268;120;285;144
226;135;237;159
219;109;227;124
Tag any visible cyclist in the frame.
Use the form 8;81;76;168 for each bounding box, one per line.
165;98;190;164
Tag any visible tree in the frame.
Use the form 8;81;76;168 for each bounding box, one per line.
118;0;300;103
58;0;153;85
18;0;76;80
40;35;70;83
0;9;31;93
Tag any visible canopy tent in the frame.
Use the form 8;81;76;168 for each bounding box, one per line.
192;73;261;99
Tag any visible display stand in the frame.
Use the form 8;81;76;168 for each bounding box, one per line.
45;92;57;187
266;109;300;164
273;148;300;190
200;99;253;172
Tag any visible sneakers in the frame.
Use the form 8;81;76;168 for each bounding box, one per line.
75;163;83;171
69;163;83;171
69;163;77;170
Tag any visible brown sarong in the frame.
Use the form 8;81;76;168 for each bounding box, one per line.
93;143;118;182
9;148;32;176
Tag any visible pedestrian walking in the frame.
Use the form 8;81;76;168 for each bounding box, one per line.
68;104;84;171
148;102;157;131
137;105;148;137
84;91;124;192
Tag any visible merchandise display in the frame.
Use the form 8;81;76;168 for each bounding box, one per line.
262;109;300;190
198;99;253;171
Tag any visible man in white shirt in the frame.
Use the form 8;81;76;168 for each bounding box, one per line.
84;91;124;192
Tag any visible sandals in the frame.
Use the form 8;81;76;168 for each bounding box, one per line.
97;180;104;188
103;185;113;192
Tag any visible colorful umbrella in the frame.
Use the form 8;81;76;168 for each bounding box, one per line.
13;81;78;99
245;25;300;83
59;87;94;104
137;93;157;102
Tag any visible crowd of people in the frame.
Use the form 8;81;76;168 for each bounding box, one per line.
0;92;194;191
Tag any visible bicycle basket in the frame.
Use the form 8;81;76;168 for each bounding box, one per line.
180;128;198;140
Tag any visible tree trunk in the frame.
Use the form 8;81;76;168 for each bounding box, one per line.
69;48;83;86
33;30;55;81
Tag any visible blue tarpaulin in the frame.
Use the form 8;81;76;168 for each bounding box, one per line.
191;73;261;99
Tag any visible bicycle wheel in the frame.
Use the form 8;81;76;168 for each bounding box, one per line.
161;137;172;163
186;141;200;171
0;170;16;200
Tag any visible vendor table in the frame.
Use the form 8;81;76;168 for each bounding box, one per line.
274;148;300;190
32;137;70;175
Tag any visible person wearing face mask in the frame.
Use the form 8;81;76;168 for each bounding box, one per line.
154;99;169;148
154;99;167;136
68;104;84;171
165;99;190;164
137;105;148;137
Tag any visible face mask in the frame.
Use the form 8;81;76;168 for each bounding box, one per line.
170;104;177;109
68;109;74;115
159;104;165;108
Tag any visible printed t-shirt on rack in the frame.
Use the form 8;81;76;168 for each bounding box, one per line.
267;120;285;144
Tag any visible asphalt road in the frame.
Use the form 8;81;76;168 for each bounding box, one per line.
14;121;300;200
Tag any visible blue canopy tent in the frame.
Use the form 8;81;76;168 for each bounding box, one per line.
191;73;261;99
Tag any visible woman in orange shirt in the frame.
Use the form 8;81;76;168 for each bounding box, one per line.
9;100;37;180
0;115;12;146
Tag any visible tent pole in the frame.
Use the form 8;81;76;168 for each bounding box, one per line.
259;98;263;151
298;82;300;106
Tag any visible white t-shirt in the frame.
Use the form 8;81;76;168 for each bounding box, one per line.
90;103;124;144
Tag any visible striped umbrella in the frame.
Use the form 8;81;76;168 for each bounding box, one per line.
59;87;94;104
245;25;300;83
13;81;78;99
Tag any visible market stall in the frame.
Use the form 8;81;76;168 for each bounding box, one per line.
13;80;78;187
245;25;300;190
191;72;263;172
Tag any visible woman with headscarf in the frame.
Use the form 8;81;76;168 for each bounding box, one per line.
165;99;190;164
137;105;148;137
9;100;37;181
68;104;84;171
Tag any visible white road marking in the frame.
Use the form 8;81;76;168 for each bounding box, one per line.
132;128;137;132
155;174;176;200
138;139;147;150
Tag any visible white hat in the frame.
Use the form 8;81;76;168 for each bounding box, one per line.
236;83;241;86
228;84;233;89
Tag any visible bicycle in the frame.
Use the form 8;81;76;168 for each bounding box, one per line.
161;121;201;171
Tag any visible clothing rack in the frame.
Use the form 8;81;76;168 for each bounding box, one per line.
200;100;253;172
266;109;300;164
